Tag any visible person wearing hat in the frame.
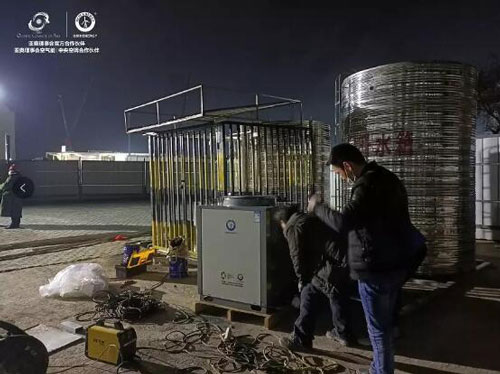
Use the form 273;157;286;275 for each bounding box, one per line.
0;164;23;229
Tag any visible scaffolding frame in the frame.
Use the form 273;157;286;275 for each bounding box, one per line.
148;121;314;250
124;86;329;251
124;85;304;135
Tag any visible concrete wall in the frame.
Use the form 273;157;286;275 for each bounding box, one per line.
81;160;148;196
0;160;150;202
0;103;15;161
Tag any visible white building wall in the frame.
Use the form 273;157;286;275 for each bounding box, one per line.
476;135;500;240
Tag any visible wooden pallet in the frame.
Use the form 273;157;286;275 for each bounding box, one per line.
194;301;285;329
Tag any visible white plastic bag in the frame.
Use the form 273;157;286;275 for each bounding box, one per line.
39;263;108;298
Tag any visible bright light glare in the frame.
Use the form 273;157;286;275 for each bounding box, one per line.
0;85;5;101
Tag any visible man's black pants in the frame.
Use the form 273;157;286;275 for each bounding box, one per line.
293;282;350;346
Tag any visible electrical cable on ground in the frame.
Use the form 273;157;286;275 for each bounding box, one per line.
150;306;339;374
75;289;164;322
73;280;340;373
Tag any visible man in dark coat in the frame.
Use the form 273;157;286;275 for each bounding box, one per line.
0;164;23;229
308;143;425;374
276;205;353;350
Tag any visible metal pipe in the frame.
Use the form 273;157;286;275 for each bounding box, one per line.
277;128;282;199
209;127;215;203
263;126;269;195
125;85;203;113
202;129;208;204
237;125;243;194
186;131;193;248
229;124;235;195
181;133;187;241
158;135;164;247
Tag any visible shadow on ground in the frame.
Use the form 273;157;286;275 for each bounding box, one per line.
273;244;500;373
394;254;500;372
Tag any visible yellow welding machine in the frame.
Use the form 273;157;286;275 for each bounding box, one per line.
85;321;137;365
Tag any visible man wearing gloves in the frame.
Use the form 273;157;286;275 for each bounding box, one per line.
276;205;354;350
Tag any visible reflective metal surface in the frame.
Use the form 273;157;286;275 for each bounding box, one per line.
339;62;477;275
222;195;276;207
149;121;329;251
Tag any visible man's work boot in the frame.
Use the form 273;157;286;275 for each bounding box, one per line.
325;329;354;347
6;217;20;229
279;333;312;352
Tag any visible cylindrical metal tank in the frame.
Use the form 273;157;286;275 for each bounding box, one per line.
340;61;477;275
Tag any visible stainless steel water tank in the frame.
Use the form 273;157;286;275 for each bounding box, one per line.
340;61;477;275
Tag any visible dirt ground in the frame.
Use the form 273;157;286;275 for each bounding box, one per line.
1;238;500;374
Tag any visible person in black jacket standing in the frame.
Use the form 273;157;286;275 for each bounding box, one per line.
276;205;353;350
308;143;419;374
0;164;23;229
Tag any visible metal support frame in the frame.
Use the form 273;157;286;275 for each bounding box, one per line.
148;121;314;250
124;86;303;134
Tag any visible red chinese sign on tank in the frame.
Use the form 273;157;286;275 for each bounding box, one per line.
356;131;414;157
395;131;413;156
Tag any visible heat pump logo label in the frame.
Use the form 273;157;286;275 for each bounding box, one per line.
220;271;244;287
225;219;236;233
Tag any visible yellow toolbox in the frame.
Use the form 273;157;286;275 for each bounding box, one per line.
115;241;156;278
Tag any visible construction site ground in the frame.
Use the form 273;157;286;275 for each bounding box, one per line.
1;201;500;374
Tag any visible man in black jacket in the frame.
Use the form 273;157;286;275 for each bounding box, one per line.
308;143;420;374
0;164;23;229
276;205;353;350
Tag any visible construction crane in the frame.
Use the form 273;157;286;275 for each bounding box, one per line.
57;94;72;150
57;77;94;151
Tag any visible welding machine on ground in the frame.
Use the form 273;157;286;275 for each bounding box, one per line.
197;196;295;313
85;321;137;365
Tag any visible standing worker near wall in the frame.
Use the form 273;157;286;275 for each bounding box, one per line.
308;143;425;374
0;164;23;229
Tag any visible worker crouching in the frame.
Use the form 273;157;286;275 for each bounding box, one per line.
276;205;355;350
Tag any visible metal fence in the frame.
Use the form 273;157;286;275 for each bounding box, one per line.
148;121;320;250
1;160;149;202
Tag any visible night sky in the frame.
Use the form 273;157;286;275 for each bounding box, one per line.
1;0;499;159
